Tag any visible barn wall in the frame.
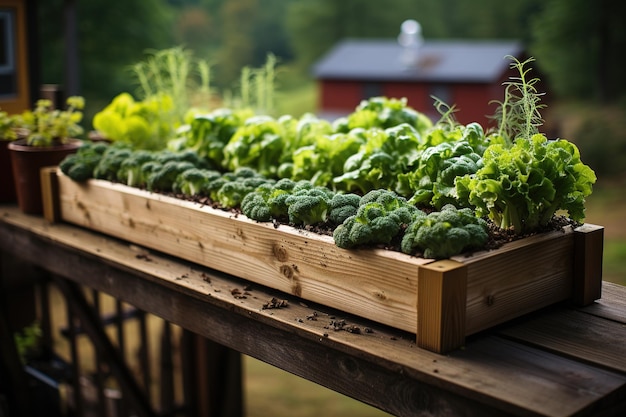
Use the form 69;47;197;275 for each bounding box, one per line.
318;78;512;129
452;83;500;129
318;80;362;114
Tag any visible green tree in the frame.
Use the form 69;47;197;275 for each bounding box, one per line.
286;0;421;69
37;0;176;125
211;0;258;88
530;0;626;102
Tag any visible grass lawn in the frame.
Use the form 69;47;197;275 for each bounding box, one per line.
244;356;392;417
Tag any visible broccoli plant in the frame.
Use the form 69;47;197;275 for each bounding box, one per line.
116;150;155;187
396;129;486;209
327;193;361;226
146;160;196;192
284;186;335;226
92;145;134;182
213;167;272;209
59;141;109;181
333;189;420;249
401;204;488;259
241;178;300;222
173;168;221;196
333;124;422;194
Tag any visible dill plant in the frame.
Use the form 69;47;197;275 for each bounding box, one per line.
226;53;278;115
131;46;214;124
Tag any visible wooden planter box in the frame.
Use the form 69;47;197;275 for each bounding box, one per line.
41;168;604;353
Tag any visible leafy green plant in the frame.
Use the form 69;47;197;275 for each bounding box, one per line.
131;46;214;123
16;96;85;146
456;133;596;233
14;321;42;364
92;92;176;150
0;110;18;141
454;57;597;234
491;56;546;143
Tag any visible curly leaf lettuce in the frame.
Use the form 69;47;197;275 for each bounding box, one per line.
456;134;596;234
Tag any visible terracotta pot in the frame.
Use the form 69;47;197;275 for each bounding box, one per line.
8;138;82;214
0;140;17;203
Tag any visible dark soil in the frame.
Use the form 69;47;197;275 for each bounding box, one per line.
172;191;581;257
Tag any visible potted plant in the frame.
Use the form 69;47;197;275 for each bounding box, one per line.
8;96;85;214
0;110;19;202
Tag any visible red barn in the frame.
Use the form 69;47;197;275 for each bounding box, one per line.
312;37;525;129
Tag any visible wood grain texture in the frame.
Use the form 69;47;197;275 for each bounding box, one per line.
573;224;604;305
417;260;467;353
53;173;427;333
499;309;626;374
41;166;61;222
579;280;626;324
456;228;577;335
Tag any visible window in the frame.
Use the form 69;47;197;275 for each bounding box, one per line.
0;9;16;98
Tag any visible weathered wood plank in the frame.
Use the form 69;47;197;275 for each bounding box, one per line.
499;308;626;374
580;281;626;324
448;336;626;417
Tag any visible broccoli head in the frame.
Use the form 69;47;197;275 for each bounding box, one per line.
214;168;272;209
241;191;273;222
285;187;335;225
327;193;361;226
92;145;133;182
333;189;420;249
59;141;109;181
146;160;196;192
401;204;488;259
240;178;301;222
173;168;221;196
116;150;155;187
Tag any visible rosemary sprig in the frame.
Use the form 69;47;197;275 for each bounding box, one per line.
492;56;546;144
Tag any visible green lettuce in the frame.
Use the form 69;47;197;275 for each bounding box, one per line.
456;134;596;234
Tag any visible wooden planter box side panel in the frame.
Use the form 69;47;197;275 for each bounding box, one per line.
51;172;427;333
42;169;604;353
458;230;575;335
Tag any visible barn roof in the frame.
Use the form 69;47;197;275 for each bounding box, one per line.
311;39;523;83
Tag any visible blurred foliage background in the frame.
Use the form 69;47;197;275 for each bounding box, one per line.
35;0;626;177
